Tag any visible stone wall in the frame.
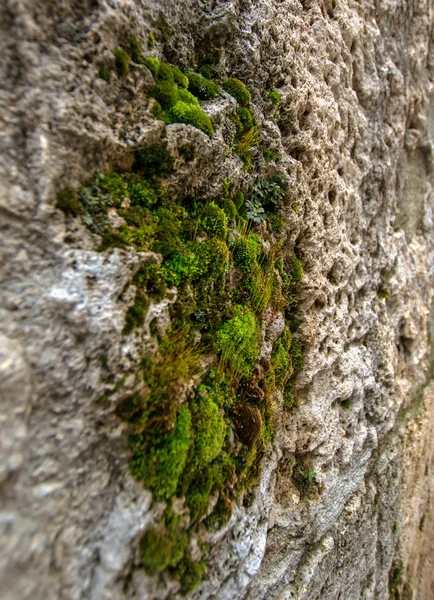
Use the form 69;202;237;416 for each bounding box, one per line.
1;0;434;598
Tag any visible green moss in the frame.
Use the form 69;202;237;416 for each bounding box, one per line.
194;395;226;464
198;238;230;278
216;306;259;376
127;175;164;207
274;109;280;119
271;328;293;385
150;80;178;109
115;391;145;420
186;71;218;100
378;283;390;299
113;48;129;77
199;203;228;239
199;65;214;80
148;33;156;49
235;107;255;132
263;148;278;163
174;88;199;107
140;527;173;574
140;526;188;575
171;65;189;89
133;263;167;302
145;59;215;136
56;188;82;215
233;234;261;272
175;552;206;594
123;291;149;334
169;101;214;137
129;36;143;63
71;56;306;587
290;337;304;376
98;67;110;82
151;206;182;257
98;172;128;204
204;494;232;529
144;56;160;77
217;197;237;220
134;143;174;176
268;88;281;105
131;406;193;500
388;561;404;599
222;78;251;106
268;212;283;233
288;255;303;283
158;62;175;83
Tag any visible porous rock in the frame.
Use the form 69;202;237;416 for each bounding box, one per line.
1;0;434;599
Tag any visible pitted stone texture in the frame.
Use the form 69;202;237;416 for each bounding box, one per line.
1;0;434;599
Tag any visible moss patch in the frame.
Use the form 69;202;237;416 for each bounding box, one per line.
61;55;305;595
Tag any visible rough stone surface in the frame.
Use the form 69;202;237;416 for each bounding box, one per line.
1;0;434;599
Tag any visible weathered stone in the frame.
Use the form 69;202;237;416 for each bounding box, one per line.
1;0;434;599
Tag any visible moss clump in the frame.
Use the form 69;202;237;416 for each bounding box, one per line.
198;238;230;279
271;328;293;387
148;33;156;48
115;391;145;420
134;143;174;176
172;65;189;89
140;527;173;574
169;101;213;137
216;306;259;376
97;172;128;203
287;255;303;283
145;58;214;137
113;48;129;77
161;238;229;286
140;526;188;575
56;188;82;215
388;561;404;599
268;88;281;105
143;56;160;77
263;148;278;163
98;67;110;82
217;197;237;220
233;234;261;273
129;36;143;63
222;78;251;106
133;263;167;302
199;203;228;239
290;337;304;377
194;395;226;464
186;71;218;100
71;78;306;586
123;291;149;334
234;107;256;133
131;406;193;500
175;552;206;594
204;494;232;529
378;283;390;299
199;65;214;80
150;79;178;109
268;212;283;233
